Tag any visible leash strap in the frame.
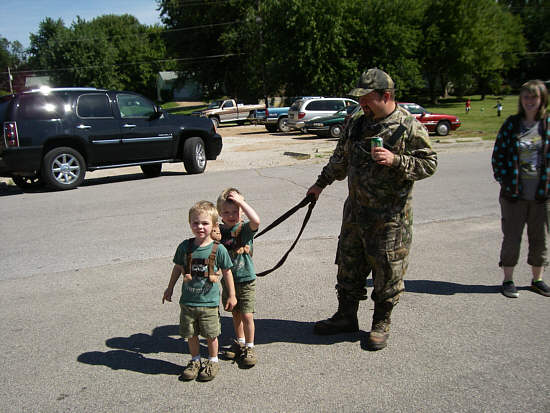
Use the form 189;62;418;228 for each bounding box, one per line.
255;194;316;277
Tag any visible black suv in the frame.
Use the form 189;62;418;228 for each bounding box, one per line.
0;87;222;190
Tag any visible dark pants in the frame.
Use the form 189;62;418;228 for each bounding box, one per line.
499;196;550;267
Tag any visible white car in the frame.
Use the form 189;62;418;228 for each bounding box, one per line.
287;97;358;131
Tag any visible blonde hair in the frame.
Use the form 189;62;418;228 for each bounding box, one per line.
518;79;548;120
188;200;218;225
216;187;242;212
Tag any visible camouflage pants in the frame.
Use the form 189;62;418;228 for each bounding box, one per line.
335;200;412;304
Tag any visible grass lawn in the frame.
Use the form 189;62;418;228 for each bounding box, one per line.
422;94;518;140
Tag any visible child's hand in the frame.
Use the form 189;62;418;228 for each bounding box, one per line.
162;287;173;304
225;295;237;311
227;191;244;205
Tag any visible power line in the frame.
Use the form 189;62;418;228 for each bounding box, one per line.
2;53;247;76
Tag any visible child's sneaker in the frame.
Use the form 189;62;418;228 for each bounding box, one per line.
531;280;550;297
224;340;244;359
198;360;219;381
179;360;201;381
241;346;257;368
501;281;519;298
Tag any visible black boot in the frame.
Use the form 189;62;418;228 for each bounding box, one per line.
313;295;359;335
366;301;394;350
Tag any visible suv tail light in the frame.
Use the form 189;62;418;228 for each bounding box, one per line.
265;107;269;117
298;112;305;119
4;122;19;147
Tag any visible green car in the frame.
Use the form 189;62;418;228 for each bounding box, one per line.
304;105;358;138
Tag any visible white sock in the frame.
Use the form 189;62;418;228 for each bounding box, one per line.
209;356;219;363
237;337;245;344
191;355;200;362
246;343;254;348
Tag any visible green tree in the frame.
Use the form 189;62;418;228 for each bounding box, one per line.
28;15;170;99
1;36;26;93
500;0;550;83
421;0;524;102
159;0;249;99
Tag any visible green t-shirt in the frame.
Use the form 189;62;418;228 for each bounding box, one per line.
173;239;232;307
220;221;257;283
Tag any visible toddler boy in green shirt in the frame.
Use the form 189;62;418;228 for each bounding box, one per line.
163;200;237;381
217;188;260;367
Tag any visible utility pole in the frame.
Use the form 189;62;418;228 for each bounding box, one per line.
257;0;268;109
8;66;14;94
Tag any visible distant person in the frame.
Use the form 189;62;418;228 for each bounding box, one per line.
306;68;438;350
495;100;503;117
162;201;237;381
465;98;471;114
492;80;550;298
216;188;260;368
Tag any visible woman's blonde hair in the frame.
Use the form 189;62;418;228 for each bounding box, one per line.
518;79;548;120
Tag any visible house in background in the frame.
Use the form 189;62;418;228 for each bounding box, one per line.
25;76;51;89
157;71;202;102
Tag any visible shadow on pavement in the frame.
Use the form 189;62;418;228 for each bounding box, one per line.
404;280;501;295
77;317;360;376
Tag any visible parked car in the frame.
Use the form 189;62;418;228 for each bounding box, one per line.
248;106;290;133
287;97;358;131
0;87;222;190
398;102;461;136
303;105;358;138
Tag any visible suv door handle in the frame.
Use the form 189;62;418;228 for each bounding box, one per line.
76;124;92;129
123;124;136;128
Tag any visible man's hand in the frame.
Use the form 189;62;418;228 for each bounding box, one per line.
307;184;323;200
371;146;395;167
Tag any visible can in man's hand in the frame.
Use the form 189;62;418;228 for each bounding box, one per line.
371;137;383;149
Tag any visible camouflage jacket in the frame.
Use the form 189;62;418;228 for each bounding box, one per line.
315;105;437;218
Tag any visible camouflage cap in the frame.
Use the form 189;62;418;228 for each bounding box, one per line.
348;68;395;97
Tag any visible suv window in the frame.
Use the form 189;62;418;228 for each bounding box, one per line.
77;93;113;118
0;99;10;123
304;99;345;112
117;93;155;118
17;94;65;120
290;100;304;111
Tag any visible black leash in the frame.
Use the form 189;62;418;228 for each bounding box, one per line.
255;193;316;277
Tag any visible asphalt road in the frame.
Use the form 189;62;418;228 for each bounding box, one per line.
1;148;549;412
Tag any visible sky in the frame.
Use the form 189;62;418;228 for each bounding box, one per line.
2;0;163;48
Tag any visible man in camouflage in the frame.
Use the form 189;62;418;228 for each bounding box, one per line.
307;68;437;350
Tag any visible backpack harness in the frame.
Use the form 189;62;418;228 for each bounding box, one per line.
183;240;220;284
228;221;252;256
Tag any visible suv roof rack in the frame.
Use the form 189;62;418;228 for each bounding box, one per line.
23;87;104;94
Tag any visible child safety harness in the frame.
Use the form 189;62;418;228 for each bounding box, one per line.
183;240;220;283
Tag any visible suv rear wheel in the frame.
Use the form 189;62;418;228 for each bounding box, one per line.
183;137;206;174
41;147;86;190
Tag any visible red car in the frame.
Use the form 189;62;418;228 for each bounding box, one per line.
398;102;461;136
